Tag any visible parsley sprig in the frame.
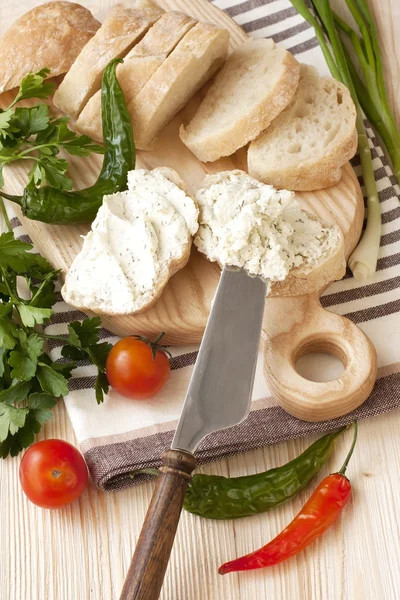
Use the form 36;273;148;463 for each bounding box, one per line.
0;68;104;190
0;229;111;458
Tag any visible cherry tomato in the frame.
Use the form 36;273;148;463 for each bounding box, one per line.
19;439;88;508
106;333;171;400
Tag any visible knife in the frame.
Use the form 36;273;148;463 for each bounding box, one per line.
120;267;268;600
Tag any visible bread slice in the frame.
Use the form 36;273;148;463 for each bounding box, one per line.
53;1;164;118
128;22;230;150
61;168;199;316
248;65;358;191
76;12;197;142
179;39;300;162
194;170;345;296
0;2;100;93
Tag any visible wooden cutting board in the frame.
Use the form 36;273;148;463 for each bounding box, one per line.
1;0;377;421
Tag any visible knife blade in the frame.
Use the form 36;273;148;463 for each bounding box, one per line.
120;266;267;600
172;266;268;453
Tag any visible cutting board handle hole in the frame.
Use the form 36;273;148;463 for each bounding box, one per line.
294;337;347;383
295;352;346;383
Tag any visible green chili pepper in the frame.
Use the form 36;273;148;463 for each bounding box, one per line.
1;58;135;224
183;427;348;520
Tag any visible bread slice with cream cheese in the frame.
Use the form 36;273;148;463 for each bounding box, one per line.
61;168;198;315
194;170;345;296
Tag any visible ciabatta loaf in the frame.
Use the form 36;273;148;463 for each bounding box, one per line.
248;65;357;191
62;168;199;315
179;39;300;162
0;2;100;93
127;22;230;150
76;12;197;142
194;170;345;296
53;1;164;118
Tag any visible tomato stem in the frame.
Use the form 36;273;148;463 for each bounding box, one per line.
339;422;358;475
153;332;166;345
132;332;172;361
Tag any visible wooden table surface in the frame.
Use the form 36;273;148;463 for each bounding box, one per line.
1;1;400;599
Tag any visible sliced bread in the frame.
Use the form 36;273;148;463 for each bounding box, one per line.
194;170;345;296
53;1;164;118
0;2;100;93
179;39;300;162
248;65;358;191
61;168;199;315
76;11;197;142
127;22;230;150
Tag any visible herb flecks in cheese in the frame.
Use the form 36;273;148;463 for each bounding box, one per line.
62;168;199;315
194;171;333;281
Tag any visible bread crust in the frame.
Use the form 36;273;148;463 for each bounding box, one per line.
249;130;358;191
61;168;197;316
268;213;346;296
194;170;346;297
127;22;230;150
75;11;197;142
180;43;300;162
248;67;358;191
53;1;164;118
0;2;100;93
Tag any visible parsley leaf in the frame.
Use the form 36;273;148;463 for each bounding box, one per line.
0;319;17;350
61;319;112;404
61;345;88;361
68;317;103;347
28;392;58;424
17;304;52;327
36;363;69;397
87;342;113;372
0;302;12;318
8;333;43;380
8;351;37;381
0;403;28;442
38;155;73;191
29;272;58;308
0;232;34;272
0;412;42;458
95;372;110;405
0;108;14;140
0;68;103;194
50;362;76;379
12;68;55;105
12;105;50;137
0;347;6;378
0;217;112;456
0;381;31;404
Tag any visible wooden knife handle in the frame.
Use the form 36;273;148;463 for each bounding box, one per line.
119;449;197;600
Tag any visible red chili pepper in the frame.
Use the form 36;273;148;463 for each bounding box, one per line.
219;423;358;575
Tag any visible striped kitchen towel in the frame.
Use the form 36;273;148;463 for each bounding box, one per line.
6;0;400;490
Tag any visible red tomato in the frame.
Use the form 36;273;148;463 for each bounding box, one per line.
19;439;88;509
106;334;171;400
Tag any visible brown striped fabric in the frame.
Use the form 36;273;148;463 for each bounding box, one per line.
7;0;400;491
85;370;400;491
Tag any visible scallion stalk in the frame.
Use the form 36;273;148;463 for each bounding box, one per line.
289;0;381;279
334;1;400;179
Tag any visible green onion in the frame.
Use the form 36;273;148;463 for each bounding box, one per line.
289;0;385;279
